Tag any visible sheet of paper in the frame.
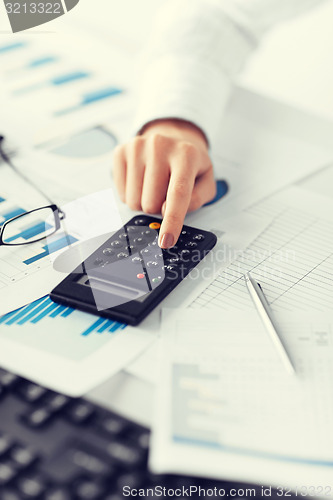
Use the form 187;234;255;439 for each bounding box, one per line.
0;168;123;315
0;295;156;396
151;308;333;491
187;185;333;314
206;87;333;214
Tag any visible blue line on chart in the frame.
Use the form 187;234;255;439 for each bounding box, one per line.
55;87;123;116
14;71;90;95
23;234;78;265
0;42;26;54
0;207;26;222
6;221;52;243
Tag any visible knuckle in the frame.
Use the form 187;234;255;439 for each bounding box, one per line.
178;141;197;161
112;144;124;163
126;194;141;211
148;133;169;151
173;179;191;197
128;136;144;156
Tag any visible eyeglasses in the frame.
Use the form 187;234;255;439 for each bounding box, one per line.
0;135;65;247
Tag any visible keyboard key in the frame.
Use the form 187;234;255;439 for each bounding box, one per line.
65;401;95;425
10;445;37;468
0;489;22;500
0;460;17;485
44;487;72;500
42;442;114;483
97;415;128;436
17;473;47;498
106;440;145;468
0;434;12;456
0;369;19;389
16;382;47;403
73;478;106;500
46;394;70;412
117;471;144;490
22;407;53;428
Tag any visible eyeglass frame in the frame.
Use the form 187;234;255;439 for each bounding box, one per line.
0;135;66;247
0;204;65;247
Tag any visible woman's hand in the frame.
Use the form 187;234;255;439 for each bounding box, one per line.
112;119;216;248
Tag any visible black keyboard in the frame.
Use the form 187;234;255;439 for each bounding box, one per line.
0;367;297;499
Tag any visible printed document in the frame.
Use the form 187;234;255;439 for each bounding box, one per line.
152;309;333;491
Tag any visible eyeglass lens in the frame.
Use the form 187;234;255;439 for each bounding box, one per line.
2;207;58;245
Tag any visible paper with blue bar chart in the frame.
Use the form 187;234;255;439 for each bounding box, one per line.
0;294;154;396
0;174;122;315
152;309;333;491
0;29;133;147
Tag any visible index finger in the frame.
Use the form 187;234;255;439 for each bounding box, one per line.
158;167;196;248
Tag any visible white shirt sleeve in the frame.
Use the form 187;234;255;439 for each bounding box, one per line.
132;0;326;146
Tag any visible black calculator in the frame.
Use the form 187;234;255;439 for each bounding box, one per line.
50;215;217;325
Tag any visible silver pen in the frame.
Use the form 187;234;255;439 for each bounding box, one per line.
244;273;296;375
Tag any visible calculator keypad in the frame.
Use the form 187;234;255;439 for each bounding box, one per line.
83;216;214;297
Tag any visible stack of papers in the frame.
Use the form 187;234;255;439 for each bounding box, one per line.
152;308;333;489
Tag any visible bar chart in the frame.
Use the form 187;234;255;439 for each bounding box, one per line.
0;295;126;337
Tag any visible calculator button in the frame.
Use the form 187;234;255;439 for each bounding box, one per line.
149;222;161;230
141;248;150;255
93;258;104;266
137;273;145;279
132;256;143;264
181;229;189;236
152;277;162;284
146;261;159;268
117;252;128;259
180;249;191;258
164;265;177;272
167;257;180;264
111;240;122;248
141;229;154;236
185;241;197;248
193;234;205;241
155;253;163;259
133;237;145;245
134;218;148;225
103;248;115;256
127;226;141;233
118;233;128;240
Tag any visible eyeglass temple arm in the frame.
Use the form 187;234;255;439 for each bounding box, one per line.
0;135;58;208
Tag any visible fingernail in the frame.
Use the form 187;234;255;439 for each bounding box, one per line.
159;233;174;249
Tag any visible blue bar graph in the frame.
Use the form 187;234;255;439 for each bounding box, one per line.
81;317;125;337
0;42;26;54
1;207;26;222
23;234;78;265
51;71;90;86
55;87;123;116
28;55;58;68
0;296;126;337
6;221;52;243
